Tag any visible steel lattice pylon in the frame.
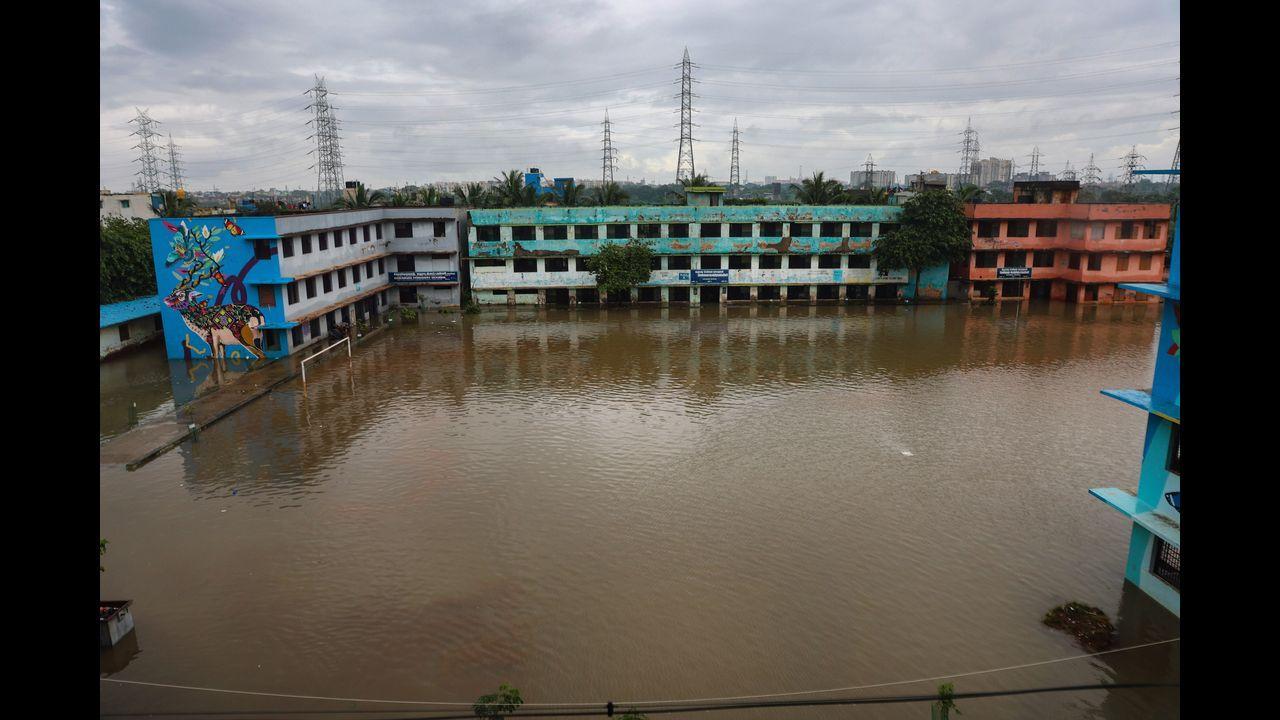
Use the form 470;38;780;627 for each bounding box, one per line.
129;109;164;193
675;48;698;183
729;118;740;190
306;76;345;207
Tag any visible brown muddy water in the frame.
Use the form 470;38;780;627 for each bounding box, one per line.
99;303;1179;719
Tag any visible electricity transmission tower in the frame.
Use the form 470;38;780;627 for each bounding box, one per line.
1166;140;1180;190
165;133;185;190
601;110;617;186
675;47;698;183
958;118;980;186
1060;161;1076;181
1120;145;1146;186
1028;146;1042;178
729;118;741;190
306;75;345;208
1082;154;1102;185
129;109;164;193
863;155;876;192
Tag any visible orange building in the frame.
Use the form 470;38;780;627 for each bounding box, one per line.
958;181;1171;303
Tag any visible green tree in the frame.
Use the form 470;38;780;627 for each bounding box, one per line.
584;239;653;295
558;180;584;207
791;171;848;204
100;217;158;304
158;189;198;216
493;169;529;207
591;181;630;206
871;189;971;300
337;182;386;209
473;684;522;720
847;186;890;205
382;188;415;207
953;184;986;203
417;186;441;206
679;173;711;187
932;683;961;719
454;182;491;208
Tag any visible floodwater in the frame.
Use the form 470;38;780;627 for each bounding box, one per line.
100;303;1179;719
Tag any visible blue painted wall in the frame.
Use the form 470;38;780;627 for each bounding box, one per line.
149;216;288;361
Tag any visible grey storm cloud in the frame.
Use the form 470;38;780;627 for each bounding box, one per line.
100;0;1179;192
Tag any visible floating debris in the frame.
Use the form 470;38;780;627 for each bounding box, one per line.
1043;601;1116;652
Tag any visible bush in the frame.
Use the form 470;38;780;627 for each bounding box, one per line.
100;218;157;304
583;239;653;295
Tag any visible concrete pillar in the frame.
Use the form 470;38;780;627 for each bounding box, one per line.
749;285;759;301
630;287;639;304
568;288;578;306
837;284;847;302
719;286;728;303
537;289;547;306
660;287;669;306
780;285;789;303
809;284;818;305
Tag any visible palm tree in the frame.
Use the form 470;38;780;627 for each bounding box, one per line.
493;169;528;207
558;181;584;207
417;186;441;207
954;184;986;203
453;182;490;208
679;173;711;187
382;188;414;207
791;171;848;204
158;189;198;216
337;182;387;209
591;182;629;206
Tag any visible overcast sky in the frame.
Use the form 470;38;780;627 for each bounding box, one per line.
100;0;1179;193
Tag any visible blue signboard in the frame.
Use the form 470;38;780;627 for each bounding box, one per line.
691;269;729;284
996;267;1032;279
391;271;458;283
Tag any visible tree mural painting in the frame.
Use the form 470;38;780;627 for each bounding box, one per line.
161;219;266;360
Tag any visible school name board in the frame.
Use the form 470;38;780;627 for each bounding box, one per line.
996;267;1032;279
390;271;458;283
691;269;729;284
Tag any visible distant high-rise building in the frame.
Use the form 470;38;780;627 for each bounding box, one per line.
850;169;896;189
974;158;1013;187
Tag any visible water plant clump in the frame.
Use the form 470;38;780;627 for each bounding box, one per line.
398;306;418;321
1042;601;1116;652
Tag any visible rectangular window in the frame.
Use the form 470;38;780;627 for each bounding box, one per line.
545;257;569;272
394;222;414;238
349;228;358;245
305;277;316;298
476;226;501;242
848;255;871;269
120;199;131;208
820;222;840;237
281;237;294;258
512;226;535;241
376;224;383;240
1090;222;1106;241
264;330;281;352
975;251;999;268
363;226;371;243
1087;254;1102;271
649;256;663;270
378;259;385;275
575;225;599;240
700;223;721;238
730;255;752;269
301;235;312;254
787;254;812;269
256;286;276;308
366;262;374;279
760;222;782;237
607;224;630;239
287;282;299;304
543;225;568;240
700;255;722;269
1033;251;1055;267
977;220;1000;238
514;258;538;273
338;268;347;288
1139;253;1153;271
397;255;414;272
576;257;592;272
318;233;328;251
1119;221;1136;240
400;287;418;303
667;223;688;238
1007;220;1031;238
1036;221;1058;238
1116;254;1130;271
818;255;841;269
1084;285;1099;301
1070;221;1086;239
248;239;270;260
1168;424;1181;475
878;223;899;236
1151;537;1181;591
1068;253;1081;270
474;258;505;268
334;231;343;248
291;326;304;347
309;318;321;339
637;224;660;239
118;323;131;342
729;223;752;238
791;223;813;237
322;273;333;293
434;221;446;237
850;222;873;237
758;255;782;269
668;255;691;270
1004;251;1027;268
1144;220;1160;239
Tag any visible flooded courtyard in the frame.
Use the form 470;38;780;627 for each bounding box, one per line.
99;302;1179;719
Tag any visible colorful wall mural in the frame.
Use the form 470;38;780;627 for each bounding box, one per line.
150;216;288;361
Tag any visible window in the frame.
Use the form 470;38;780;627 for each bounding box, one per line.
701;255;722;269
400;287;418;303
1084;285;1099;301
668;255;691;270
282;238;294;258
264;331;281;352
1036;221;1058;238
322;273;333;293
1070;222;1086;239
1007;220;1030;238
254;239;272;259
514;258;538;273
638;224;660;239
847;255;871;269
575;225;599;240
1151;537;1180;590
607;224;630;239
850;222;873;237
334;231;343;248
730;255;752;269
434;221;446;237
474;258;505;268
366;262;374;279
1090;222;1106;241
729;223;752;238
545;258;569;272
977;220;1000;238
1033;251;1055;267
758;255;782;269
975;251;998;268
301;235;312;254
305;278;316;298
287;282;299;304
1068;253;1081;270
667;223;689;238
760;222;782;237
973;281;995;298
757;285;780;300
1004;251;1027;268
376;224;383;240
1116;254;1130;272
120;199;131;208
700;223;721;238
378;259;385;275
394;222;414;238
1144;220;1160;239
576;257;593;272
1168;424;1181;475
257;286;276;308
338;269;347;288
1139;254;1153;271
820;222;840;237
787;254;812;269
1087;254;1102;271
397;255;414;272
118;324;131;342
791;223;813;237
363;226;371;243
309;318;321;338
649;256;663;270
818;254;841;269
544;225;568;240
477;226;501;242
349;228;358;245
1119;221;1136;240
291;326;304;347
878;223;899;236
511;226;534;241
318;233;328;251
154;316;163;332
